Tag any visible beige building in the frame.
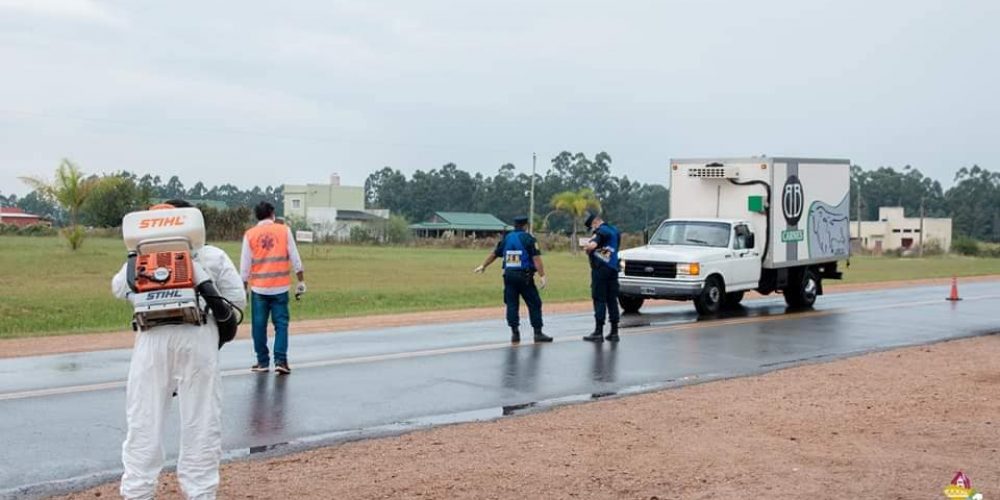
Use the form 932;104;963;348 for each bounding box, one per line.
282;174;388;240
850;206;952;254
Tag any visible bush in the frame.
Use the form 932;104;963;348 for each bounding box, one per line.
982;245;1000;258
283;215;310;234
349;225;376;244
0;223;57;236
916;239;945;257
385;215;412;245
199;205;253;241
20;223;58;237
952;236;981;256
61;225;86;250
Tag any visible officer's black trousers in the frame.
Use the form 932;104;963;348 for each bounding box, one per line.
503;271;543;328
591;266;620;325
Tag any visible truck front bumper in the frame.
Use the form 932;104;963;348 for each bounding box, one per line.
619;276;704;300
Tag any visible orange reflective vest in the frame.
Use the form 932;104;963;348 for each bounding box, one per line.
246;223;291;288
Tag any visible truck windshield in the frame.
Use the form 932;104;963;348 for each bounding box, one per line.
649;221;731;248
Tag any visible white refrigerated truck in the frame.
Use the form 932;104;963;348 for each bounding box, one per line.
618;157;851;315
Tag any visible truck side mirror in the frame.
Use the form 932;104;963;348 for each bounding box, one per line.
746;233;756;249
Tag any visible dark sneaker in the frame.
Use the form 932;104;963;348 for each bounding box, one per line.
275;362;291;375
582;331;605;343
251;364;269;373
510;327;521;344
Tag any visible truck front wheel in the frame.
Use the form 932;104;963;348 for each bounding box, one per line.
619;295;645;314
724;291;745;308
784;269;819;308
694;276;724;316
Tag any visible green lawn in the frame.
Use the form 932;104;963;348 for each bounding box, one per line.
2;236;999;339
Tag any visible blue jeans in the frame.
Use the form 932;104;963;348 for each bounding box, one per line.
251;292;289;365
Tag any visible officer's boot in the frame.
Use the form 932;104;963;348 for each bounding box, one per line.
510;327;521;344
605;323;620;342
533;327;553;343
582;322;605;343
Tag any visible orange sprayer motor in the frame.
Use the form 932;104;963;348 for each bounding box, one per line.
122;207;207;330
132;251;196;292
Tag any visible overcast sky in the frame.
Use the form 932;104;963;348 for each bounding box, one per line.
1;0;996;196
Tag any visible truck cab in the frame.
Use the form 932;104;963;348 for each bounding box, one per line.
618;156;850;316
619;218;762;315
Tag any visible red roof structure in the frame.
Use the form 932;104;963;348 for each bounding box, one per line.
0;207;49;227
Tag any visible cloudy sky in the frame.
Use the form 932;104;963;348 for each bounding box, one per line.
0;0;996;195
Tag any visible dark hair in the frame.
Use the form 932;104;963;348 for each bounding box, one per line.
163;199;193;208
254;201;275;221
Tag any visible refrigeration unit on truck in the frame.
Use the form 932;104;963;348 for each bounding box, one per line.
618;156;851;315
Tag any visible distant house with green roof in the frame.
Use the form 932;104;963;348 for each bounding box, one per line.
410;212;513;238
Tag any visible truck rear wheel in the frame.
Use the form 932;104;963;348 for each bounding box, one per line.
694;276;724;316
619;295;645;314
784;269;819;308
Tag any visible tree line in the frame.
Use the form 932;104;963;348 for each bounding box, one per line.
365;151;671;234
851;164;1000;242
2;165;281;229
4;157;1000;250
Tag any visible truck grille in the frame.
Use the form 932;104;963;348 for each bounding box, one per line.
624;260;677;279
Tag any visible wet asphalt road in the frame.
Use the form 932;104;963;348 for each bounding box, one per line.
1;281;999;497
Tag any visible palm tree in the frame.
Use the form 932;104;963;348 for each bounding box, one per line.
550;188;602;253
20;160;98;250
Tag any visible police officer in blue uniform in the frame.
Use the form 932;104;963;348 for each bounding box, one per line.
475;216;553;344
582;212;622;343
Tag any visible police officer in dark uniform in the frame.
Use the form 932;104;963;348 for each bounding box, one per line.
582;212;622;343
475;216;553;344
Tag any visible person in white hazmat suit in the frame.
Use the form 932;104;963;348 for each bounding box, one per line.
111;200;246;500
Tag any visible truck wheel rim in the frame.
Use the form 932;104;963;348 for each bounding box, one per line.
804;278;817;300
709;287;721;303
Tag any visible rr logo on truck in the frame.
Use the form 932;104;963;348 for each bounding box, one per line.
782;175;804;226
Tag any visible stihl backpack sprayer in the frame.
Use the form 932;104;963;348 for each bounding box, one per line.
122;206;242;347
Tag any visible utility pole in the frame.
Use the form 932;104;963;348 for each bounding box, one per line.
529;152;537;234
919;197;925;258
855;182;862;249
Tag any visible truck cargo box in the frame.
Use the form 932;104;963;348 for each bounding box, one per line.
669;157;851;269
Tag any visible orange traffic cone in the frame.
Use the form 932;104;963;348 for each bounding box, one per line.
946;276;962;301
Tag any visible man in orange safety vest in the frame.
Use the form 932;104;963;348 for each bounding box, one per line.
240;201;305;375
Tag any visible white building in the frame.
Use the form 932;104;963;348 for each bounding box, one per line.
850;206;952;254
282;173;389;240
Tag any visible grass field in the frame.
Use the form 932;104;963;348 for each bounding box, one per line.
2;236;999;339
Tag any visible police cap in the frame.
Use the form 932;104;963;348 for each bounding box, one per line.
584;212;598;229
513;216;529;226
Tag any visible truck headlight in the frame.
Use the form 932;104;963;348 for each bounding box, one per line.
677;262;700;276
619;258;626;273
